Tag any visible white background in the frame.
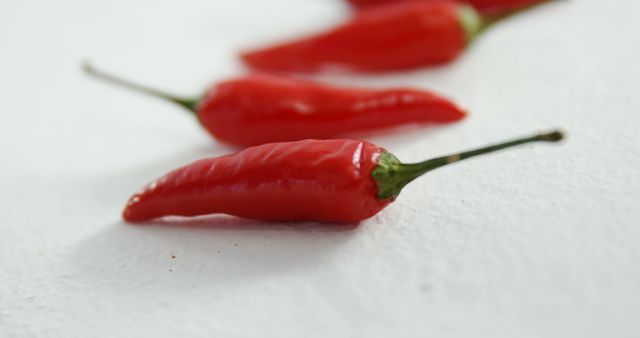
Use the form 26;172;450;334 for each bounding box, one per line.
1;0;639;337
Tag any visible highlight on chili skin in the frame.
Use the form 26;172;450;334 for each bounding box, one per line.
123;130;564;224
84;63;466;147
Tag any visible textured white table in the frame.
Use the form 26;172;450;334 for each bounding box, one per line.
1;0;639;337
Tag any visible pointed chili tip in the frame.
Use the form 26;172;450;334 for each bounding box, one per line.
121;194;150;223
459;107;469;119
122;205;147;224
240;50;264;69
239;51;253;63
121;203;136;223
122;208;135;223
240;49;286;72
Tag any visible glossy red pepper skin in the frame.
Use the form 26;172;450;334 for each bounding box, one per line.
241;1;470;73
348;0;544;16
123;139;390;223
199;74;466;146
123;131;564;223
84;65;466;148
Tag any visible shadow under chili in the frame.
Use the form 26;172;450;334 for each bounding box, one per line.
71;215;364;295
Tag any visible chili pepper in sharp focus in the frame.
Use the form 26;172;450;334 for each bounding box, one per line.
240;0;553;73
123;130;564;223
348;0;548;16
84;64;466;147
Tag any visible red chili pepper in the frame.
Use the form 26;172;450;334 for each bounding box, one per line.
241;0;551;73
84;64;466;147
123;130;564;223
348;0;548;16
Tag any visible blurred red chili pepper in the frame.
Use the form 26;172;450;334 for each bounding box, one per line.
85;64;466;147
123;130;564;223
348;0;547;16
241;0;552;73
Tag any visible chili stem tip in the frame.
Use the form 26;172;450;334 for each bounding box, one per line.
82;61;96;75
538;130;565;142
82;61;200;113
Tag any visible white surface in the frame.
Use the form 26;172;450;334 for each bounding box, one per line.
1;0;639;337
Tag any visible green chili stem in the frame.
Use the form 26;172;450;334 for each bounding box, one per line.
83;62;199;113
373;130;564;199
481;0;562;32
460;0;562;44
402;130;563;178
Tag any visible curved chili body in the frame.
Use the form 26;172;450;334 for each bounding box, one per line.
123;130;565;223
241;1;467;73
123;139;391;223
197;74;466;147
348;0;544;15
